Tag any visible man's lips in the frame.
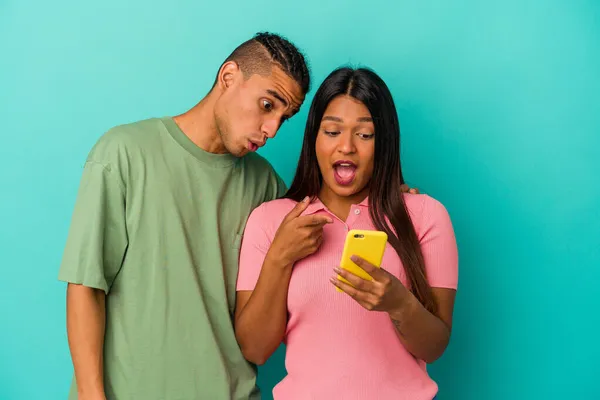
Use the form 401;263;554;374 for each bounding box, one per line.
248;139;265;152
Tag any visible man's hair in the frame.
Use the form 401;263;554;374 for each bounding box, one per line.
217;32;310;94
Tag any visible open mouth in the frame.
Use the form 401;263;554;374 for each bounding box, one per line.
248;140;259;152
333;160;357;186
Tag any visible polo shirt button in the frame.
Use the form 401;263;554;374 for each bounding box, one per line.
354;209;360;215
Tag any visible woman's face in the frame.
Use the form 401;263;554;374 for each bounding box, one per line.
316;95;376;200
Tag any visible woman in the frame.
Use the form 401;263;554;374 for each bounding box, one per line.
234;67;458;399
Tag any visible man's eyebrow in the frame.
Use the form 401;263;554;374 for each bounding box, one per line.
267;90;288;107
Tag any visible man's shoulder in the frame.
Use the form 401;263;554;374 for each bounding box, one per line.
97;117;164;147
241;152;288;199
242;152;277;174
87;117;165;163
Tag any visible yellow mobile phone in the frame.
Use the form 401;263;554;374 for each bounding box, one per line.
337;229;388;292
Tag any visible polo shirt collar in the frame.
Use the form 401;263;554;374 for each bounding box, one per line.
302;196;370;215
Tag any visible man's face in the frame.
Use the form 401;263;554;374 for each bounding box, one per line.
214;64;305;157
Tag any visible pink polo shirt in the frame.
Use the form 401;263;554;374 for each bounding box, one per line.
237;194;458;400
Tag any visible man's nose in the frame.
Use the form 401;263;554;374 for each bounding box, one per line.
262;118;280;139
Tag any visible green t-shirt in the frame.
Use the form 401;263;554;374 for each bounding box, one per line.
58;117;287;399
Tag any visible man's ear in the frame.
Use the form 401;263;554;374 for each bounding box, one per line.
217;61;241;91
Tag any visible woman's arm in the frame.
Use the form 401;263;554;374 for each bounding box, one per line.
234;198;332;365
332;195;458;363
332;259;455;363
390;287;455;363
234;255;293;365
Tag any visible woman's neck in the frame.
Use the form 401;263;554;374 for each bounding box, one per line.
318;185;369;222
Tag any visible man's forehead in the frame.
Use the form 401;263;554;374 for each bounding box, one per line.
255;67;304;109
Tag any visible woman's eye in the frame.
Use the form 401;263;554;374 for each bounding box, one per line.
262;100;273;111
358;133;375;139
324;131;340;136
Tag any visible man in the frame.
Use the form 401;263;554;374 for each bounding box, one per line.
58;32;309;400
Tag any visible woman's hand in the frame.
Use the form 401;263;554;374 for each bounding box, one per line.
330;255;410;316
267;197;333;267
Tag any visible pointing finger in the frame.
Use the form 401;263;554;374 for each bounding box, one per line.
301;214;333;227
284;196;311;221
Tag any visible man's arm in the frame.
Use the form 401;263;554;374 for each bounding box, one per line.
58;137;129;398
66;284;107;400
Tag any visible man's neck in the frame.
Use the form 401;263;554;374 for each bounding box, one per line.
173;94;227;154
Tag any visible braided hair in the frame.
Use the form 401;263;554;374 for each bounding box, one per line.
220;32;311;95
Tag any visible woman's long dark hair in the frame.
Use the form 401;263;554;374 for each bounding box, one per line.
285;67;436;314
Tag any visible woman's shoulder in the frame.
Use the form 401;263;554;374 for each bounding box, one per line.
246;198;298;228
252;197;298;215
402;193;451;226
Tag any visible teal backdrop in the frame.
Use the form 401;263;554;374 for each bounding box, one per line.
1;0;599;399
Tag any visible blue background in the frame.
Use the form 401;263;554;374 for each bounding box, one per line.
1;0;599;399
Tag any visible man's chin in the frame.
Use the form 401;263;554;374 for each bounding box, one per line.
219;141;244;157
230;145;248;158
237;141;256;157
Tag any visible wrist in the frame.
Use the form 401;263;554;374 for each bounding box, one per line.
388;289;416;322
76;377;104;399
77;388;105;400
265;250;293;270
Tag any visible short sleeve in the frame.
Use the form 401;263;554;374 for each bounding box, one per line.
275;173;288;198
236;204;272;291
418;196;458;289
263;168;288;201
58;161;128;294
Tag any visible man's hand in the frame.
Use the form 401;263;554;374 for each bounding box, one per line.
400;184;420;194
267;197;333;267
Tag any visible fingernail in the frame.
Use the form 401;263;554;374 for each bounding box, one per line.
333;267;341;274
303;196;309;203
351;255;358;262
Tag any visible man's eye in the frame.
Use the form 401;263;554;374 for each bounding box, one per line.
262;100;273;111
